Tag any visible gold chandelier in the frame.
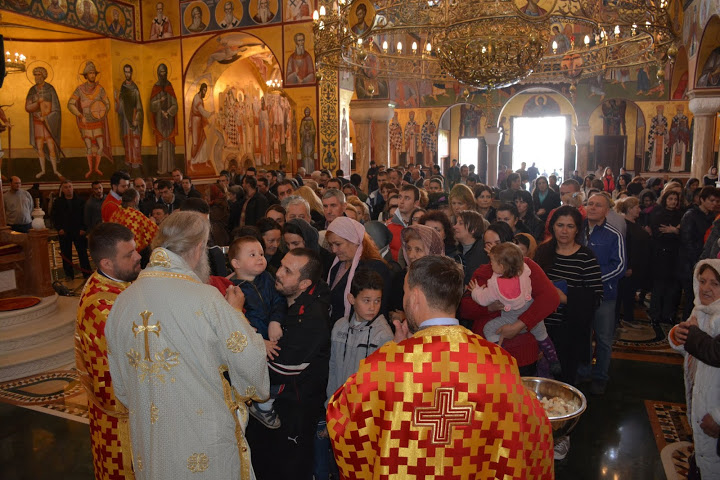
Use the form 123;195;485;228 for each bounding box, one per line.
4;50;26;75
312;0;679;90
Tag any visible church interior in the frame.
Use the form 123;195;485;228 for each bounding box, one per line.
0;0;719;477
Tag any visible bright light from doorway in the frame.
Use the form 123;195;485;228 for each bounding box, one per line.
459;138;479;172
512;116;566;181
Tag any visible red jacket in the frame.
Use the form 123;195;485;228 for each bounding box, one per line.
387;221;404;262
458;258;560;367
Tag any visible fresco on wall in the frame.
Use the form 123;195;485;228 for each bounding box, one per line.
644;103;693;172
180;0;281;35
601;99;627;135
285;0;312;21
684;3;698;57
459;104;483;138
285;27;316;86
184;32;292;175
24;62;63;180
299;106;315;172
522;94;561;116
148;1;175;39
1;0;135;40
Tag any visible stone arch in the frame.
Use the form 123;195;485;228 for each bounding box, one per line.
695;15;720;88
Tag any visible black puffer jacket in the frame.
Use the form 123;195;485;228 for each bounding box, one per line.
678;205;714;278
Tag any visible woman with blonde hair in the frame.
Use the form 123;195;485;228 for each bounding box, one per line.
448;184;477;218
346;195;371;223
295;185;323;214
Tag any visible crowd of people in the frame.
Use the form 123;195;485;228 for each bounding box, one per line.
60;159;720;479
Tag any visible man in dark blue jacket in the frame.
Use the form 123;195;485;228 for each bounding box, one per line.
580;192;626;395
679;186;720;320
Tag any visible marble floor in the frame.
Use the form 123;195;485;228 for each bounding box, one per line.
0;356;685;480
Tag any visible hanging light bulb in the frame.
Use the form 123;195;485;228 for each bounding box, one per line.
382;40;388;52
397;41;403;53
426;42;432;53
614;25;620;38
412;41;418;54
312;10;319;21
552;41;558;54
319;5;326;16
584;35;590;46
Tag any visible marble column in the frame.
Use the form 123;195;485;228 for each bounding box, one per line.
484;127;503;187
349;100;396;191
689;97;720;181
574;124;591;175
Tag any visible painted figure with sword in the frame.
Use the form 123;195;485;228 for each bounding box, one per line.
25;66;64;179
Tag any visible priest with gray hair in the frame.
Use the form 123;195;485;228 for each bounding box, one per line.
107;211;269;479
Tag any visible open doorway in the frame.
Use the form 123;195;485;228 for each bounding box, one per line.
512;116;567;182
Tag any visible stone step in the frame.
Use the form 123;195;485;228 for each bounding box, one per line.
0;335;75;383
0;295;79;383
0;297;77;352
0;295;60;329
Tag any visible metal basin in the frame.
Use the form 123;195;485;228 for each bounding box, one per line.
522;376;587;439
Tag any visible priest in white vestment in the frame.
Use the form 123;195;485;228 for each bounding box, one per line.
107;211;269;479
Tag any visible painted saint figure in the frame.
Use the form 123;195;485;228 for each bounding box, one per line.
78;0;96;25
150;2;173;39
107;8;125;36
668;105;690;173
601;99;626;136
219;1;241;28
25;66;63;179
189;83;213;172
299;107;316;172
389;111;403;166
67;61;111;179
187;5;207;33
258;96;270;164
253;0;275;23
420;110;437;165
286;33;315;85
45;0;67;20
404;110;419;164
116;64;143;171
351;2;370;35
149;64;178;174
647;104;668;172
340;107;350;172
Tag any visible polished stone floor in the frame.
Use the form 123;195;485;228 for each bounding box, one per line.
0;357;684;479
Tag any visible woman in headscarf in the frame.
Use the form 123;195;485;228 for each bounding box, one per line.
669;259;720;478
326;217;392;324
513;232;537;259
703;166;718;186
418;209;459;260
387;224;445;314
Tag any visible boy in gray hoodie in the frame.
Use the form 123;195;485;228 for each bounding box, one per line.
326;269;394;400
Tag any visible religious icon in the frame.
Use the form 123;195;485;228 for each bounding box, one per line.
420;111;437;164
647;104;668;172
250;0;277;24
106;7;126;36
43;0;67;21
216;0;243;29
185;2;209;33
349;0;375;36
340;107;349;169
188;83;214;173
698;46;720;88
389;111;403;165
67;61;111;178
668;105;690;172
150;2;174;39
404;111;420;164
549;23;570;54
116;64;144;172
286;32;315;85
514;0;554;17
150;63;178;174
25;64;63;179
299;106;316;172
285;0;311;21
77;0;98;26
600;99;626;136
4;0;30;11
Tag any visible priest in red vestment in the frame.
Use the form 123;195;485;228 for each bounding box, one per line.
327;255;554;480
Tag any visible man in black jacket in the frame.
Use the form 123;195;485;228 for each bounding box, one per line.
248;248;330;480
679;186;720;320
241;175;270;226
157;179;183;214
52;181;92;279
